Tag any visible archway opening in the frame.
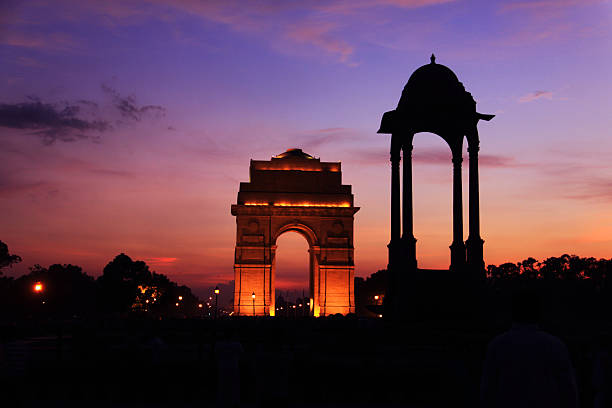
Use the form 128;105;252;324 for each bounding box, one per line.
274;231;311;317
412;132;455;270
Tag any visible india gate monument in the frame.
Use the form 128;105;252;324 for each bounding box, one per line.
231;148;359;316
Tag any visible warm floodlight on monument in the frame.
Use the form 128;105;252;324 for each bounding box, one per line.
231;148;359;317
378;55;493;283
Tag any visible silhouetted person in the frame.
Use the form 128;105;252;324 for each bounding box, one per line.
593;334;612;408
480;289;578;408
214;328;243;408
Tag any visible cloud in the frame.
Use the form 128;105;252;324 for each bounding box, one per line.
297;127;358;150
0;31;80;51
286;21;354;63
317;0;455;14
518;90;553;103
348;147;524;167
500;0;605;14
144;257;178;265
0;99;111;144
562;178;612;202
0;179;52;197
0;87;167;144
101;84;165;122
42;0;455;65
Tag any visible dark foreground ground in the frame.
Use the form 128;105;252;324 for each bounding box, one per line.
1;312;612;408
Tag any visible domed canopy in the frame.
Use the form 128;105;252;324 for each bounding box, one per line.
378;54;493;136
404;54;459;93
397;54;471;112
274;148;315;160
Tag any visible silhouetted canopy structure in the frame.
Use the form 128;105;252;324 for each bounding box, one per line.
378;54;494;149
378;55;494;317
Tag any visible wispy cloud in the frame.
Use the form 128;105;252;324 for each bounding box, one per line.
144;257;178;265
297;127;359;150
286;21;354;63
0;98;110;144
102;84;166;122
348;147;525;167
500;0;606;14
518;90;553;103
31;0;455;65
0;87;166;144
0;31;80;51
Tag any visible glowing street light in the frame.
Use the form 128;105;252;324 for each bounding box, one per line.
175;302;179;307
178;295;183;301
214;286;220;319
198;303;203;308
34;282;43;293
251;292;256;316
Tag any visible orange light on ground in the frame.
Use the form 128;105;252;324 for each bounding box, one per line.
34;282;43;293
198;304;203;308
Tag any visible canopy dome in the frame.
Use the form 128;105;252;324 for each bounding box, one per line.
406;54;459;89
377;54;494;136
397;54;470;112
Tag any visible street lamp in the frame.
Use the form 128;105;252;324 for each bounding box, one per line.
214;286;220;319
178;295;183;301
374;295;379;305
251;292;256;316
34;282;43;293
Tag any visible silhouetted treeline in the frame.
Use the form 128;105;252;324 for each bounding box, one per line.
0;245;204;320
487;254;612;285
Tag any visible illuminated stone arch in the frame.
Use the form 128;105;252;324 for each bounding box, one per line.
231;149;359;316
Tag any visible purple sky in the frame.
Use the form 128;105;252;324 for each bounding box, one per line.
1;0;611;295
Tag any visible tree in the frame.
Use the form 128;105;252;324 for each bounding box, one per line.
0;240;22;274
97;253;201;316
24;264;97;317
98;253;150;313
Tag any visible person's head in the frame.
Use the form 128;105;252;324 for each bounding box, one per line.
511;288;541;324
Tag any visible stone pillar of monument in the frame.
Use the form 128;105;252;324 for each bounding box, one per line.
466;140;485;274
388;134;402;269
385;135;402;317
401;140;417;271
450;154;466;271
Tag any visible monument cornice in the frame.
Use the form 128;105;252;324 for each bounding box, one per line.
231;204;359;217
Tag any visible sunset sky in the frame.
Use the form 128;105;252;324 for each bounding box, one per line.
1;0;611;296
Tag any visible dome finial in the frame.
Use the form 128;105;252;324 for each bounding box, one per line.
430;53;436;64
